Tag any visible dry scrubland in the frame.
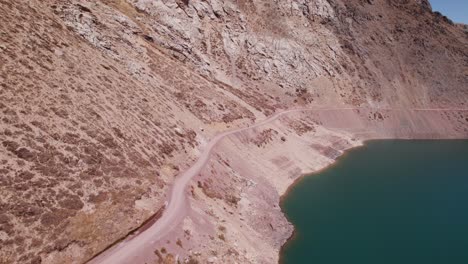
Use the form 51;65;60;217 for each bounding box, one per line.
0;0;467;263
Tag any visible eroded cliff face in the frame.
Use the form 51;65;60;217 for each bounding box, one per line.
0;0;466;263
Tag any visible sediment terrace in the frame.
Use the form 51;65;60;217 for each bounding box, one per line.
91;107;468;264
0;0;467;263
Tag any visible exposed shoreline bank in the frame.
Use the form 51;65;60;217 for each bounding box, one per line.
277;138;468;264
277;141;364;264
90;107;468;264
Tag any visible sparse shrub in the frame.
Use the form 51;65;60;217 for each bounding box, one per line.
176;238;183;248
187;256;199;264
154;249;163;260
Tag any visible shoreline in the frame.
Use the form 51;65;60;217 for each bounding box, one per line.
277;139;366;264
276;138;468;264
90;105;468;263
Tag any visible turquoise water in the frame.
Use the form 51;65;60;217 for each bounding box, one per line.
280;140;468;264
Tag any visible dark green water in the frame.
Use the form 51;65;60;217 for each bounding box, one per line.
281;140;468;264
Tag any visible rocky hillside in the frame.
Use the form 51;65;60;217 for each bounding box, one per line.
0;0;466;263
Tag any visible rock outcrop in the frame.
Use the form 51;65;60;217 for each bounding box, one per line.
0;0;466;263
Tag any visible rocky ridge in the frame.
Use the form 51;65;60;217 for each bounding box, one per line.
0;0;467;263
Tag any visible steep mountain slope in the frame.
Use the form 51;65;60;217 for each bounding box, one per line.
0;0;466;263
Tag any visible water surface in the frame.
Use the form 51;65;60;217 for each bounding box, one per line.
281;140;468;264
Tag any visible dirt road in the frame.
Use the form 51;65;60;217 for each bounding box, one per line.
89;107;467;264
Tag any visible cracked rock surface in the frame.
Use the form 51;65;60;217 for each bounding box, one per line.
0;0;467;263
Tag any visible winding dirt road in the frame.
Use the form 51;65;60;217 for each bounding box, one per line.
89;107;467;264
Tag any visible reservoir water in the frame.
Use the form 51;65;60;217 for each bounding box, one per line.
280;140;468;264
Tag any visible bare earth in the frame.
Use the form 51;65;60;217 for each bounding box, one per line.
90;107;468;264
0;0;467;264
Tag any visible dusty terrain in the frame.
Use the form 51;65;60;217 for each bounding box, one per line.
0;0;467;263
